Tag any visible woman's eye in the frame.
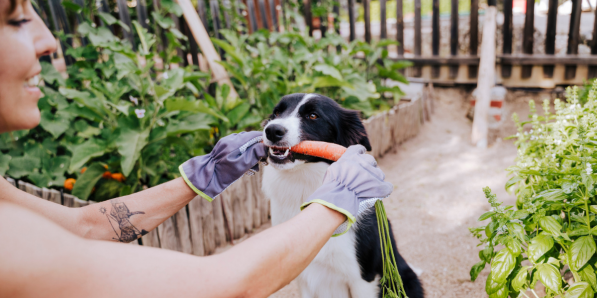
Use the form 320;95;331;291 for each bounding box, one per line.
8;19;31;27
309;113;318;120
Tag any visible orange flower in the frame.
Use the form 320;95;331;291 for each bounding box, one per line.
64;178;76;191
102;171;112;179
111;173;125;182
80;167;87;174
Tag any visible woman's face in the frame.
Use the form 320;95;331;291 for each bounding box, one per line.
0;0;56;133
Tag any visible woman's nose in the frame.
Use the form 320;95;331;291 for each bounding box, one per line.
33;13;57;59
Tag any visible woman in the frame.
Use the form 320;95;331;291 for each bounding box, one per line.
0;0;392;296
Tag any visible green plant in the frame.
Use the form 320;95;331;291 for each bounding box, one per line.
0;1;258;201
213;28;411;118
470;83;597;297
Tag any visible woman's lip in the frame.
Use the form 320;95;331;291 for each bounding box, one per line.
24;86;42;98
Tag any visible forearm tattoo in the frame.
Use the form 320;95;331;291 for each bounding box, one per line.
99;199;148;242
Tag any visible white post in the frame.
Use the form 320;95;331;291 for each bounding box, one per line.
471;6;497;148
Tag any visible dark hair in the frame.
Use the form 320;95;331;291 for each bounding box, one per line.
8;0;17;14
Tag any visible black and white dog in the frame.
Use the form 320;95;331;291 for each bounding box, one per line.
261;93;424;298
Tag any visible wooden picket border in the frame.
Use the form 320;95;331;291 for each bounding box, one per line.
4;83;434;255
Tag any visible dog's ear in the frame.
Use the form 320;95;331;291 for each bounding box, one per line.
337;109;372;151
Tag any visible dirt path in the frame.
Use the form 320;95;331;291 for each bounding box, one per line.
271;88;522;297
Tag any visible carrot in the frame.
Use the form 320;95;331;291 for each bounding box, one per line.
290;141;347;162
64;178;76;191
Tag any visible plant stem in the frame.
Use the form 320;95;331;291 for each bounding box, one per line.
530;289;540;298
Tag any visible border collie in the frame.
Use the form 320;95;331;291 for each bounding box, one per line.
261;93;424;298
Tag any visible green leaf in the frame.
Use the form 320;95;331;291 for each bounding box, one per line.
478;211;495;221
40;61;65;86
488;284;509;298
590;205;597;214
528;234;554;263
579;264;597;291
211;38;244;66
226;103;251;126
490;249;516;283
116;128;150;176
0;153;11;176
92;179;124;202
536;263;562;293
507;222;526;241
570;225;591;237
486;271;507;294
71;163;105;201
505;176;523;190
569;236;596;271
470;260;485;281
164;97;229;122
505;237;522;257
43;156;70;178
166;114;212;136
539;216;563;237
7;155;40;178
480;246;494;263
69;139;107;173
566;282;594;298
535;189;567;201
39;110;73;138
511;266;529;292
313;76;352;88
313;64;343;80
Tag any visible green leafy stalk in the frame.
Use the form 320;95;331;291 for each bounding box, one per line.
375;200;408;298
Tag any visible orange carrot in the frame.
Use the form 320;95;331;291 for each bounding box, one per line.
290;141;347;162
64;178;76;191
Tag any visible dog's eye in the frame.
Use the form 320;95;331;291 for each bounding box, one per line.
309;113;318;120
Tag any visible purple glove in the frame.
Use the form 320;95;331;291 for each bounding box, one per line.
300;145;393;236
179;131;267;202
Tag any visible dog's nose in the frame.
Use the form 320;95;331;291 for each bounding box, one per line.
265;124;287;143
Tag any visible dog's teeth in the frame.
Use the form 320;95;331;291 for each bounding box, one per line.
269;147;275;155
283;149;289;157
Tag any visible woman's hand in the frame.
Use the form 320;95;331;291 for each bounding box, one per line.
300;145;393;236
179;131;267;202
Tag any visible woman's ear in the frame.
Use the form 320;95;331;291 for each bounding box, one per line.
336;108;372;151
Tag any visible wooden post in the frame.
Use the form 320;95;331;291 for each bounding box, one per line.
566;0;582;79
471;5;497;148
364;0;371;43
177;0;240;99
413;0;422;77
245;0;259;33
348;0;356;41
469;0;478;78
449;0;459;78
136;0;149;28
304;0;313;36
380;0;387;39
432;0;440;78
396;0;404;55
258;0;270;30
116;0;135;50
268;0;278;31
590;2;597;78
188;196;206;256
544;0;558;77
212;194;228;246
521;0;535;78
502;0;513;78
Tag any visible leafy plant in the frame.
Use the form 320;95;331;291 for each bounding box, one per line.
470;82;597;297
213;28;411;118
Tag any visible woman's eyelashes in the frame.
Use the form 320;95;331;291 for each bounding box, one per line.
8;18;31;27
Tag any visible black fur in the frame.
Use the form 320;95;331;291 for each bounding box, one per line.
267;93;424;298
355;210;424;298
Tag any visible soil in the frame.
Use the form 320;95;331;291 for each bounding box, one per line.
268;87;558;297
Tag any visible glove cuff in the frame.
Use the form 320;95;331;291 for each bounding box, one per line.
300;199;357;237
179;162;214;202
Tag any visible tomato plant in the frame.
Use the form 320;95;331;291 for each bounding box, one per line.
471;83;597;298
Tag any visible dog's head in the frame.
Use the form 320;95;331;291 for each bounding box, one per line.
262;93;371;170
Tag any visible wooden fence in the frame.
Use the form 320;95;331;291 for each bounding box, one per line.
6;84;434;254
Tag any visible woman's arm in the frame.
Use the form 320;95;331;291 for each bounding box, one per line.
0;201;345;298
0;177;197;242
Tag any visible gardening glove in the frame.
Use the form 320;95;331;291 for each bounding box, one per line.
179;131;267;202
300;145;393;237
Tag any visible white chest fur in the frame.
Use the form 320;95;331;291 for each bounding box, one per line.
262;163;379;298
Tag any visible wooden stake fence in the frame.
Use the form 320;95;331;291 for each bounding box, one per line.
6;84;434;255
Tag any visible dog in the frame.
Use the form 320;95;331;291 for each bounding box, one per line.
261;93;424;298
